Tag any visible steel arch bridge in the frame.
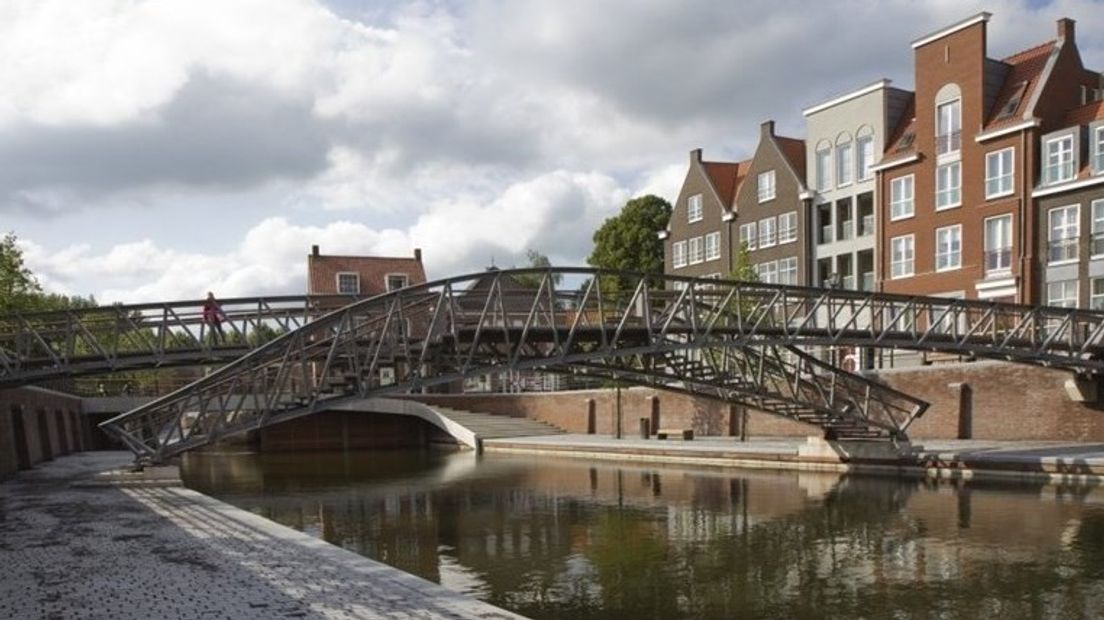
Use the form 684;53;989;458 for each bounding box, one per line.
88;267;1104;463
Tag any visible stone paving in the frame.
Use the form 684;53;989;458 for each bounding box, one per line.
0;452;525;620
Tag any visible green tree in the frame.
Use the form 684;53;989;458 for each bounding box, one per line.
729;241;759;283
587;194;672;292
512;249;563;289
1;232;43;313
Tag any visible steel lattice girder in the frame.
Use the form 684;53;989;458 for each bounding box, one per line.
99;268;1104;461
0;294;369;387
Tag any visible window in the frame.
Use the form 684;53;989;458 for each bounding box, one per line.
687;194;703;223
705;232;721;261
758;217;777;248
1045;135;1075;184
672;241;687;268
688;236;704;264
1047;280;1078;308
935;225;962;272
985;148;1014;198
1094;200;1104;257
836;142;854;186
778;211;798;244
936;161;961;209
816;148;831;191
386;274;409;291
890;175;914;220
757;170;776;202
738;223;757;251
890;235;914;279
1093;278;1104;311
757;261;779;284
1048;205;1079;263
857;135;875;181
936;99;961;155
336;272;360;294
984;215;1012;274
1095;126;1104;173
778;257;798;285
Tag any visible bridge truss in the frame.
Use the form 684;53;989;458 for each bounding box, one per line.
95;268;1104;462
0;294;365;388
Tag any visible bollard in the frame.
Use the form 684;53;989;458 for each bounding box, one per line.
639;417;650;439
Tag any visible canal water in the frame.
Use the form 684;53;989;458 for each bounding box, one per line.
182;449;1104;619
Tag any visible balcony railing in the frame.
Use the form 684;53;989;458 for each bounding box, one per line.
841;275;856;290
860;215;874;236
819;225;833;245
838;221;854;241
860;272;874;292
936;130;961;155
1048;238;1078;263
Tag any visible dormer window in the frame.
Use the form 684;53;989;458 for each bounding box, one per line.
687;194;703;223
1045;135;1075;184
386;274;409;291
936;99;961;155
336;272;360;294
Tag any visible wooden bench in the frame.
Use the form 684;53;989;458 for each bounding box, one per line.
655;428;694;440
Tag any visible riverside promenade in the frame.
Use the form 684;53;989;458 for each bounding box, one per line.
484;434;1104;483
0;452;524;620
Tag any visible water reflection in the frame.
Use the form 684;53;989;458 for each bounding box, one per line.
183;450;1104;619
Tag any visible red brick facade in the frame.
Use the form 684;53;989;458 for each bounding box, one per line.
307;245;427;296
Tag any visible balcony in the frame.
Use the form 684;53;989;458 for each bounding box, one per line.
1048;238;1078;263
819;225;833;245
860;272;874;291
936;130;961;155
860;215;874;237
984;247;1012;275
837;221;854;242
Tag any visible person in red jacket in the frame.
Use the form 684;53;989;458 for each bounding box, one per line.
202;292;228;343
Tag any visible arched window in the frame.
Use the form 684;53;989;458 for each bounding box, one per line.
815;140;832;191
935;83;962;155
855;125;876;181
835;132;854;187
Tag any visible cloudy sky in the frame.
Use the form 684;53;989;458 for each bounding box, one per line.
3;0;1102;303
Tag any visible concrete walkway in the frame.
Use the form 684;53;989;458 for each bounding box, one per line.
0;452;524;620
483;434;1104;482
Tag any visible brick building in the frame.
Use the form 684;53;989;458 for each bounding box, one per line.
307;245;427;296
1034;100;1104;307
664;121;808;287
875;14;1101;303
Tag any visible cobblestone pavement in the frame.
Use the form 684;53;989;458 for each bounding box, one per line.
0;452;525;620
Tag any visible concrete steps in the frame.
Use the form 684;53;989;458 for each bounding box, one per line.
430;406;564;440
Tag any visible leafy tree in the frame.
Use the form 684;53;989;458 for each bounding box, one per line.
1;232;42;313
729;241;759;283
587;195;672;292
513;249;564;289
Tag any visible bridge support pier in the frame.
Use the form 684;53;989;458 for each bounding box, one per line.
797;436;920;463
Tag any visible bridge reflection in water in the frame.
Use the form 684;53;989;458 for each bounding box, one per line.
183;451;1104;620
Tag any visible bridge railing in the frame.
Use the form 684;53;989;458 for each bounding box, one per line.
0;294;370;386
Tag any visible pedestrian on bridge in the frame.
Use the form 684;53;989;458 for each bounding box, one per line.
203;292;228;344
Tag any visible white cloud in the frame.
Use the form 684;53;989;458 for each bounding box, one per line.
9;0;1104;303
21;169;628;302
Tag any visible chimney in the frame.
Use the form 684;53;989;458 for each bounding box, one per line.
414;248;422;262
690;148;702;163
1058;18;1075;43
311;244;319;257
760;120;775;137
